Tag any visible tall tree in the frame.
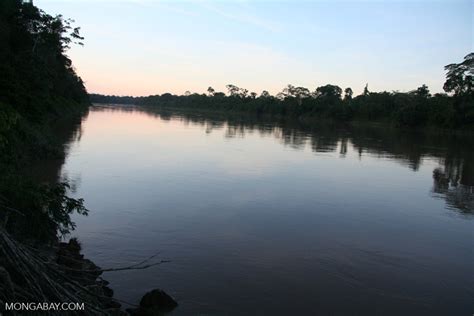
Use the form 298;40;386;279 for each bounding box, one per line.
226;84;240;97
363;84;370;96
344;87;353;100
260;90;271;98
443;53;474;96
315;84;342;99
207;86;215;96
410;84;431;98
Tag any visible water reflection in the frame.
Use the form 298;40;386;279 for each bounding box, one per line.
26;108;89;184
64;105;474;315
432;168;474;214
102;105;474;215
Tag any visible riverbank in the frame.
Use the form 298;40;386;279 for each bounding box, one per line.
133;103;474;138
0;227;178;315
50;104;473;315
90;83;474;132
0;104;178;314
0;227;123;315
0;2;180;313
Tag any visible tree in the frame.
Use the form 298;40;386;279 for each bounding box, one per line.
278;84;294;99
410;84;431;98
207;86;215;96
344;87;353;100
225;84;249;98
293;86;311;99
0;0;88;113
260;90;271;98
363;84;370;96
443;53;474;96
239;88;249;98
226;84;240;97
315;84;342;99
0;0;90;243
279;85;310;104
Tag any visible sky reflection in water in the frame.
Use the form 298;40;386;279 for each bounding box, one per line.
63;106;473;315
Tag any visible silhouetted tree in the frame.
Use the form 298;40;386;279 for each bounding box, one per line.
344;87;353;100
260;90;271;98
444;53;474;96
207;86;215;96
315;84;342;99
0;0;90;242
410;84;431;98
279;85;311;105
363;84;370;96
226;84;240;97
89;54;474;130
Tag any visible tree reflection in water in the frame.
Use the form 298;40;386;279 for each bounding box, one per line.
94;105;474;215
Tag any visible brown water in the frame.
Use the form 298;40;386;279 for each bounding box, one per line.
61;105;473;315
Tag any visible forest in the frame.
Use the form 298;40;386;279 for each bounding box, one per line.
0;0;473;314
0;1;124;312
0;0;89;242
91;53;474;130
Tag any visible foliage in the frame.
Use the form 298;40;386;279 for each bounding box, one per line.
0;103;20;149
89;60;474;131
0;181;88;242
443;53;474;97
0;0;89;242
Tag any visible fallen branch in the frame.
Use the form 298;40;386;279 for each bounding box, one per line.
100;260;170;272
59;251;170;273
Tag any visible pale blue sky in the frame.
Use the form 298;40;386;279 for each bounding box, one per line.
36;0;473;96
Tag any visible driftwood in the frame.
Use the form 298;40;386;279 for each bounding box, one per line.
62;252;170;274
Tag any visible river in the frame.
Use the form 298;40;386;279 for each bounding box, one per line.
60;105;473;315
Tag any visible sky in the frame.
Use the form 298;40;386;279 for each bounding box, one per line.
36;0;473;96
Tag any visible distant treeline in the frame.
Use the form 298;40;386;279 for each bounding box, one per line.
91;53;474;130
0;0;90;242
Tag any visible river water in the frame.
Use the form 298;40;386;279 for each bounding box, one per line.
61;105;473;315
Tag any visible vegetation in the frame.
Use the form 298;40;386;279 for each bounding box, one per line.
91;53;474;131
132;106;473;214
0;0;89;242
0;0;472;243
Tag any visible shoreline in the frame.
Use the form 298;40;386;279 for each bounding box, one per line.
93;103;474;137
0;229;177;315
